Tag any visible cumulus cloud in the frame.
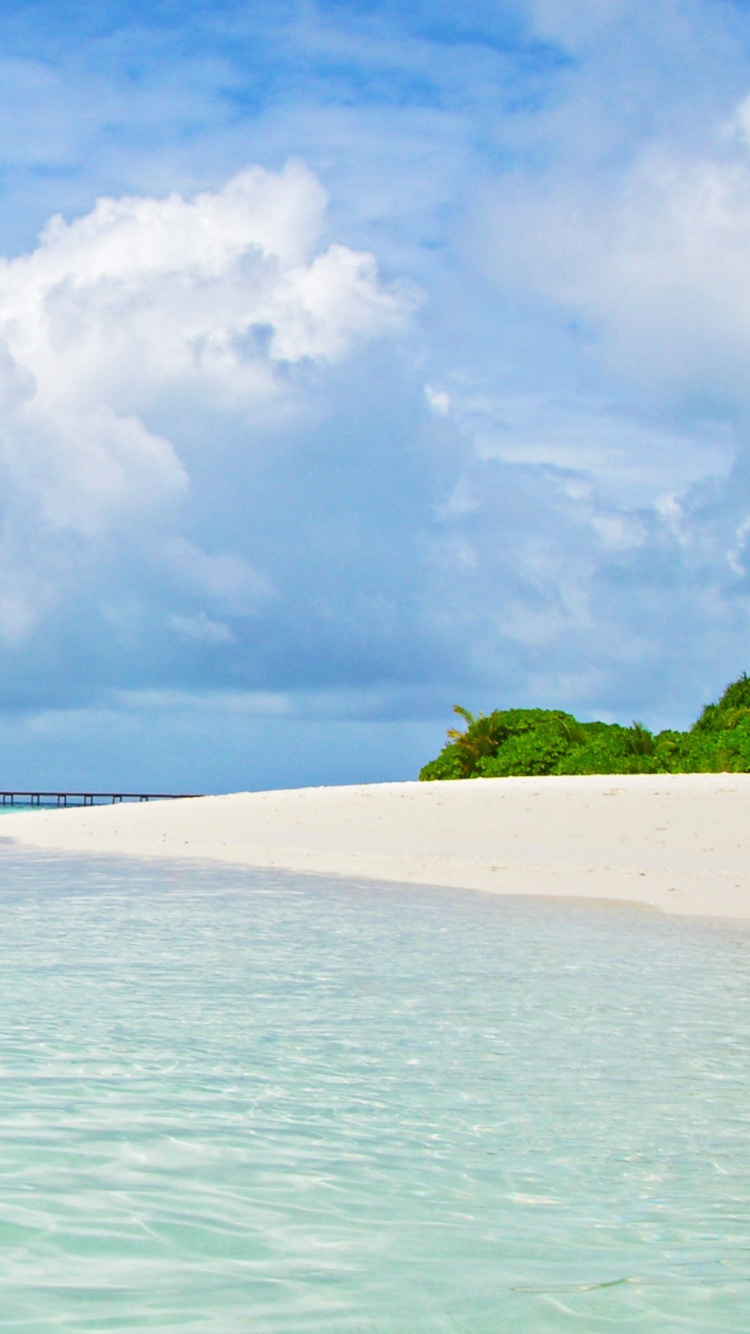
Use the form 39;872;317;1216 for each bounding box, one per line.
0;159;407;422
0;161;411;652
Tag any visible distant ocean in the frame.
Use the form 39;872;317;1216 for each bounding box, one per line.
0;848;748;1331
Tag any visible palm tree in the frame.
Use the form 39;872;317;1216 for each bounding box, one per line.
626;721;655;756
446;706;507;773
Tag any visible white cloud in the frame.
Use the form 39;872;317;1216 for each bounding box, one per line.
0;161;410;643
479;95;750;407
424;384;451;416
162;539;274;616
435;387;736;505
0;160;408;425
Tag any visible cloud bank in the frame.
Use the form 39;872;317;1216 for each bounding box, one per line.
3;0;750;788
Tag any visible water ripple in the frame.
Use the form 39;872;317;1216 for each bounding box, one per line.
0;851;748;1329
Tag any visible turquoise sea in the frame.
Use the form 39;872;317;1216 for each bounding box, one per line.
0;846;748;1332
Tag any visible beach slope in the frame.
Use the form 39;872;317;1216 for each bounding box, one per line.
1;774;749;918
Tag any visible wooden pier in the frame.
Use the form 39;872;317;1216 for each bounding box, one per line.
0;791;201;808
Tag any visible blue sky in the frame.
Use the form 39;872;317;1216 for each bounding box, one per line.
2;0;750;790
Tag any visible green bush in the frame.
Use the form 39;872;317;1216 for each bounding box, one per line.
418;747;467;781
418;677;750;779
477;731;569;777
554;722;662;775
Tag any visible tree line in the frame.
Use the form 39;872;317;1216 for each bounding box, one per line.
419;674;750;779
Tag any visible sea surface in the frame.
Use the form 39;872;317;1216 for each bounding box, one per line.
0;845;748;1332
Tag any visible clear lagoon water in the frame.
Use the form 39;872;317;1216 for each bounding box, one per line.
0;846;749;1332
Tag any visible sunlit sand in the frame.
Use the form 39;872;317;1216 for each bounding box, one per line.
1;774;749;919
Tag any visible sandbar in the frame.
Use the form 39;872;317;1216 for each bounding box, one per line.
1;774;749;918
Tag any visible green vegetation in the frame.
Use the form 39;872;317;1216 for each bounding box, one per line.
419;674;750;780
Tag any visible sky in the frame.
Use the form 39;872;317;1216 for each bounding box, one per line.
2;0;750;790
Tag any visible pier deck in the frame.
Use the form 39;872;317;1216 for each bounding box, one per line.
0;792;201;808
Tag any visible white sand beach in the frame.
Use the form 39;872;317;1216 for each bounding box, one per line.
1;773;749;919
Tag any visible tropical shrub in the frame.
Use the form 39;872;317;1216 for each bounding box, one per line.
419;676;750;779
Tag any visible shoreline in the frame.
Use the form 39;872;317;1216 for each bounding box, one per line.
0;773;749;919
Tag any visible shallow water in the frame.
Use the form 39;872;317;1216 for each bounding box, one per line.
0;848;748;1332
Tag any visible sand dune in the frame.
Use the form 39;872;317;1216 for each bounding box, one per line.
1;774;750;918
